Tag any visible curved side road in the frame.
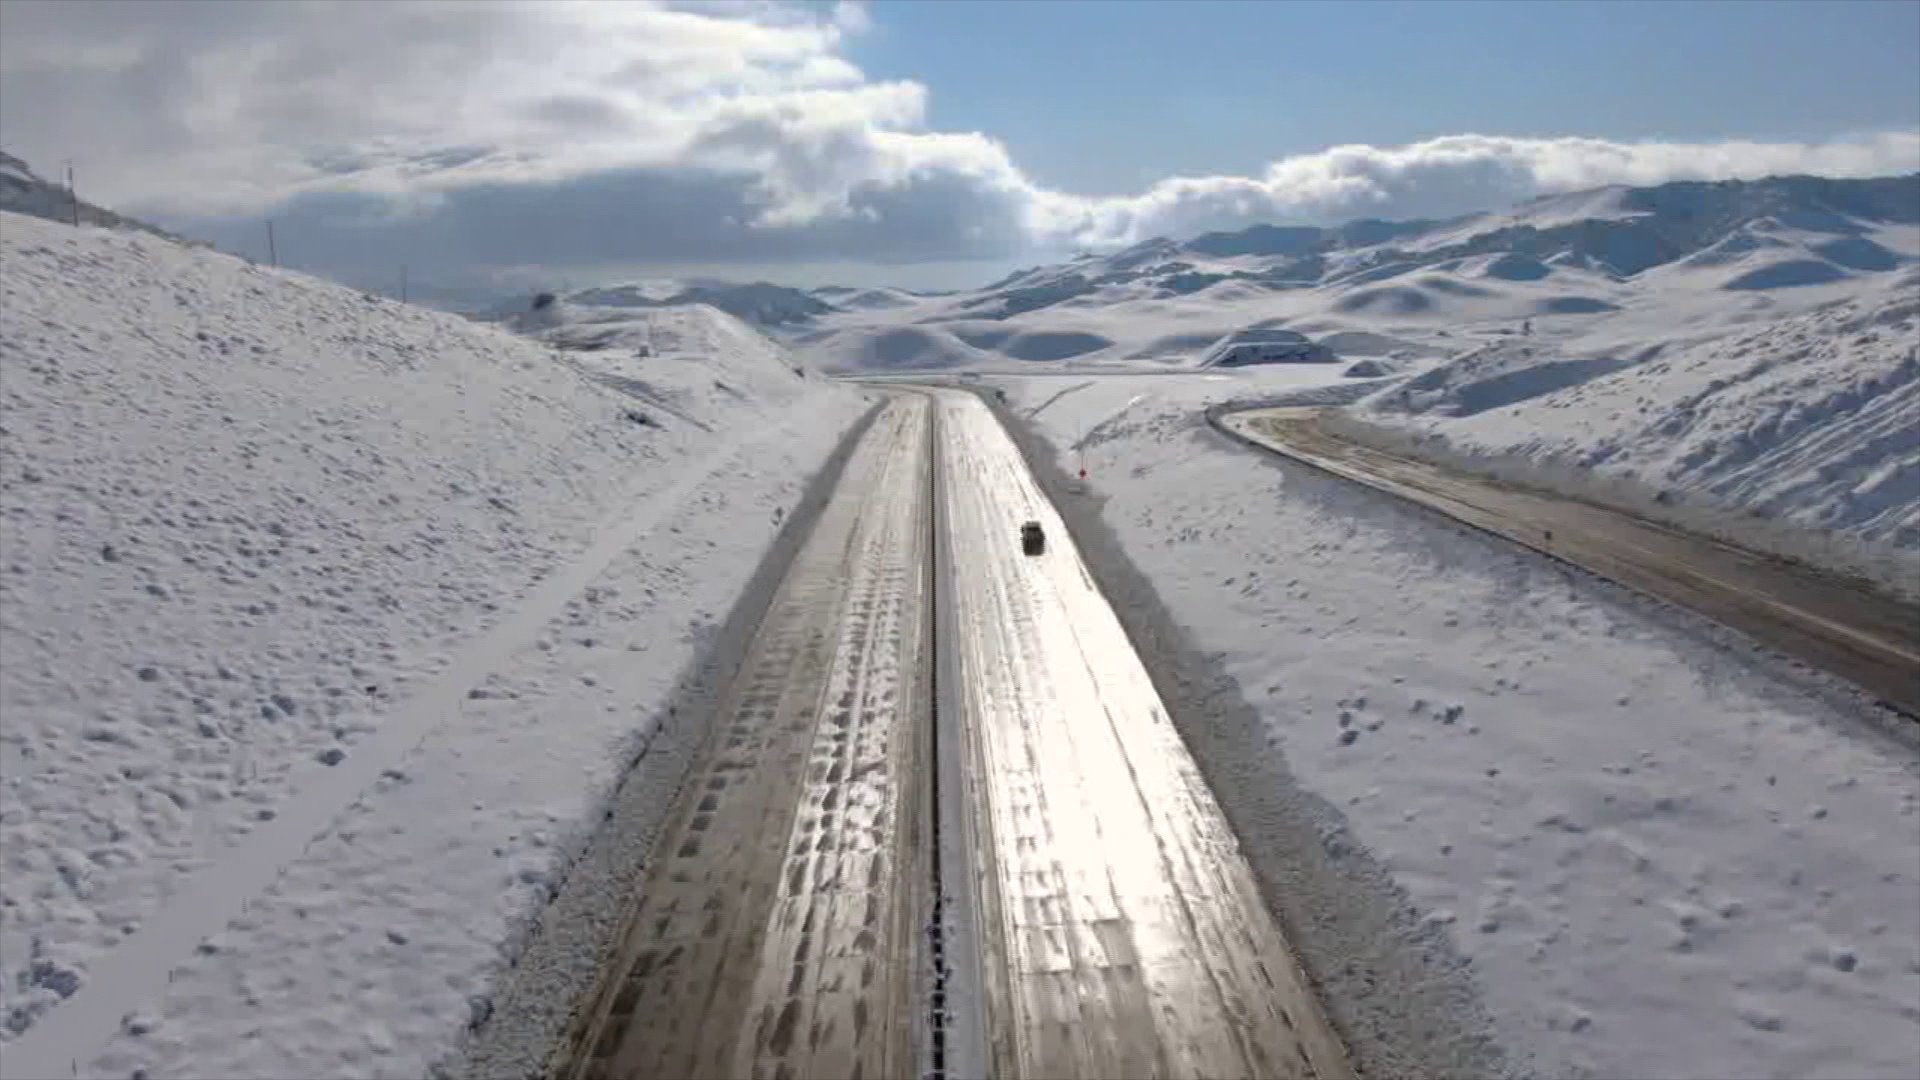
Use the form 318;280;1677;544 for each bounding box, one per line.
1217;407;1920;719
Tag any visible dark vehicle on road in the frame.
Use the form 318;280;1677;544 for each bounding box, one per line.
1021;519;1046;555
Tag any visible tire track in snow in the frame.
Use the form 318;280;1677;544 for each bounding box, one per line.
1023;379;1094;420
551;398;929;1080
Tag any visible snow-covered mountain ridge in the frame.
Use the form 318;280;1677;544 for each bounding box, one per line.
794;172;1918;371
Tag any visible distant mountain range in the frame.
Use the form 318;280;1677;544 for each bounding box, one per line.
785;172;1920;371
487;278;939;330
9;149;1913;350
529;173;1919;342
485;278;841;328
936;173;1920;323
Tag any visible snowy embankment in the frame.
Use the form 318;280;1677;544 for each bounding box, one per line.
0;211;869;1078
992;370;1920;1080
1347;270;1920;593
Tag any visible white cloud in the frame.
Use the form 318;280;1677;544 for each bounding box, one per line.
1043;132;1920;246
832;1;873;36
2;0;1914;270
0;0;890;212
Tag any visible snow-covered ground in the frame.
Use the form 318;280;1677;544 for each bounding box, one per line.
1355;269;1920;547
991;368;1920;1080
0;212;868;1078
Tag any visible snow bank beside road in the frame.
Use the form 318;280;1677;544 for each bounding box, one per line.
0;211;867;1077
993;370;1920;1080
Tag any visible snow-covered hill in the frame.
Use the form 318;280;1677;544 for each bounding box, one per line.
0;151;195;244
0;210;867;1077
494;289;818;416
487;278;837;330
810;284;921;311
789;173;1919;556
797;173;1919;373
1357;269;1920;547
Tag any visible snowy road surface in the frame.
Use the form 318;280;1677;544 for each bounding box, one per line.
555;398;933;1080
938;392;1351;1079
555;392;1350;1078
1221;407;1920;717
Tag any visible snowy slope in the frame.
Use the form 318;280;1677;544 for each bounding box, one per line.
1362;271;1920;546
798;173;1918;374
810;284;921;311
0;151;193;243
501;293;820;427
0;211;868;1077
491;279;837;330
990;369;1920;1080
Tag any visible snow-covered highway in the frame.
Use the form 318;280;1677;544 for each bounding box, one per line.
554;398;934;1080
546;391;1352;1079
938;391;1350;1079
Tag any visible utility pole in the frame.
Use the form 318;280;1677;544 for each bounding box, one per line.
65;162;79;227
400;263;408;303
266;220;277;267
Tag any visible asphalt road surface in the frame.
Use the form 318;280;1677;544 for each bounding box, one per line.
1218;407;1920;719
938;392;1350;1080
551;393;1352;1079
555;398;934;1080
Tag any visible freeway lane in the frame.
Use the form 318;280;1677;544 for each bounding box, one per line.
1219;407;1920;719
937;392;1353;1079
555;397;933;1080
553;391;1353;1079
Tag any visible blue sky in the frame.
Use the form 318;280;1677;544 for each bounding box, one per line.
851;0;1920;194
